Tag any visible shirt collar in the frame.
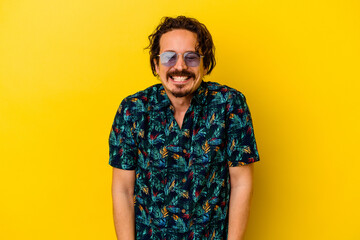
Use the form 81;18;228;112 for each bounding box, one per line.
191;80;208;106
151;81;208;111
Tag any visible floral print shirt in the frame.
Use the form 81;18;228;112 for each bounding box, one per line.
109;81;260;240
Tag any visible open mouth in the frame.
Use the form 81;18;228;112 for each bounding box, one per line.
167;71;195;83
170;76;192;82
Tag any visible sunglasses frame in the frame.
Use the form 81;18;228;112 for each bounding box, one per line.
158;51;204;67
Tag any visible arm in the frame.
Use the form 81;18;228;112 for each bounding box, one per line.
112;167;136;240
227;164;254;240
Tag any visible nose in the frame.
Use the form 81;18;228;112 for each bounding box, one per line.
173;53;187;71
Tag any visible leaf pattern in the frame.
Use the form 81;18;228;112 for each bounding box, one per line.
109;81;260;239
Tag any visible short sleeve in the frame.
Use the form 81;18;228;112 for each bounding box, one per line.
226;91;260;167
108;99;138;170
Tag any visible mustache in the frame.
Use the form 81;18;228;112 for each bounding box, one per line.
167;70;195;79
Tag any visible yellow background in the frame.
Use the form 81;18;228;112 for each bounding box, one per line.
1;0;359;239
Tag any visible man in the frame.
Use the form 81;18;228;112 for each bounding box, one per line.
109;16;260;240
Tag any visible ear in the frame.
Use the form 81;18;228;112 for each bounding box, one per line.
154;59;160;75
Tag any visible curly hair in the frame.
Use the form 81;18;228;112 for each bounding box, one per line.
146;16;216;76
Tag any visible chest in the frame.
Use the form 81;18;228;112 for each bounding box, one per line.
133;103;228;171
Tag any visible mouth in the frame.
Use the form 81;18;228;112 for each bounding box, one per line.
167;71;195;83
170;75;192;83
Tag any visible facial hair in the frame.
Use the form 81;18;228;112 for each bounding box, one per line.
166;70;196;98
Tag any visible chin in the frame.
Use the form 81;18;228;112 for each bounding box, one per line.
171;91;192;98
167;85;191;97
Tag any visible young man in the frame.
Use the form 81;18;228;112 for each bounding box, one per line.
109;16;260;240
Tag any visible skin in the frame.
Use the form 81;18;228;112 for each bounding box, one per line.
154;29;207;128
228;164;254;240
112;168;135;239
111;28;254;240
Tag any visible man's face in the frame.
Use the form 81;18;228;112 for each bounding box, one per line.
154;29;207;99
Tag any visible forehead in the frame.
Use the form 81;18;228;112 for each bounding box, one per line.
159;29;198;52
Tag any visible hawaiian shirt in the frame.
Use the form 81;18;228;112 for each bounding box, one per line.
109;81;260;240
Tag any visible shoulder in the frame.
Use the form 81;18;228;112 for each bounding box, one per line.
119;84;162;111
205;81;247;105
113;84;161;125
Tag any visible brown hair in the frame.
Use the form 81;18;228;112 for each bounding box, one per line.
146;16;216;76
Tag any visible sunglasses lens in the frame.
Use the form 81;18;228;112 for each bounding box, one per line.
160;52;177;67
159;51;201;67
184;52;201;67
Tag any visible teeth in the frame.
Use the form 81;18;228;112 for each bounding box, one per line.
172;76;189;82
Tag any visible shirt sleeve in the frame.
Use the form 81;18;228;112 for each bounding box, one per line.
226;91;260;167
108;99;138;170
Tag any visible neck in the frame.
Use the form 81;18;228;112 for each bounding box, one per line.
166;92;193;113
165;91;194;129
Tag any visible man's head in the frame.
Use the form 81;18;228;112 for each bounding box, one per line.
146;16;216;98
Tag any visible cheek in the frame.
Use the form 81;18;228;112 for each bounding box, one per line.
160;68;168;77
195;70;203;78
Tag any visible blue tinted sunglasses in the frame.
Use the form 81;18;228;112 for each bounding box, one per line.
158;51;204;67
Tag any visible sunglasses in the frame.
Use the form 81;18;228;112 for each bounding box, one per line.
158;51;204;67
